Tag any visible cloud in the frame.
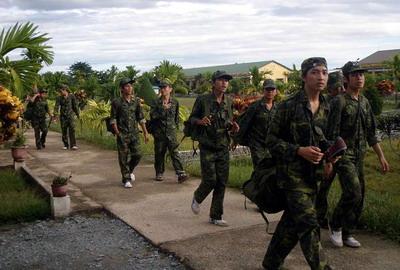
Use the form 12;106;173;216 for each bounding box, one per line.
0;1;399;73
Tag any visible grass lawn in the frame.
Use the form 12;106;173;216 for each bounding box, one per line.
0;168;50;224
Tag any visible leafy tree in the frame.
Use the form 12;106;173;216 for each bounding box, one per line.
249;66;272;92
136;76;157;105
364;73;383;115
284;64;302;95
229;77;247;94
153;60;187;88
68;61;93;82
0;22;54;97
120;65;140;81
385;54;400;105
194;71;212;94
38;71;69;98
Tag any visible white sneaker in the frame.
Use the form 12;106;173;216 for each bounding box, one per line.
62;146;68;150
209;218;229;227
71;146;78;150
124;181;133;188
329;228;343;247
130;173;135;182
343;236;361;248
191;197;200;215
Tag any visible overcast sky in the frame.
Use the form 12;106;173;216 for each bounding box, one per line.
1;0;399;73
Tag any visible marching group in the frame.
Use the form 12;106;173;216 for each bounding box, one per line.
25;56;390;270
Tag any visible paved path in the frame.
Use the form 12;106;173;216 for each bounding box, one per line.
7;130;400;270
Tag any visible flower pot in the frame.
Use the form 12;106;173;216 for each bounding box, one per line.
11;146;27;162
51;184;68;197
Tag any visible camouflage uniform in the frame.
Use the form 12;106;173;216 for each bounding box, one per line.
29;96;50;149
189;92;233;220
54;94;79;148
150;97;185;176
263;89;330;270
240;97;276;168
110;96;145;183
316;71;344;225
327;93;379;237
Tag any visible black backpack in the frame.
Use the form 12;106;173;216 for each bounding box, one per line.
104;117;115;134
242;158;286;233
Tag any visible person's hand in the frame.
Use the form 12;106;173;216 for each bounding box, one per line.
230;121;240;134
323;162;333;179
297;146;324;164
196;116;212;126
379;156;389;174
230;142;238;151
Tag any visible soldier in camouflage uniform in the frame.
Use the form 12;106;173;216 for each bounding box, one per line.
316;71;344;227
54;85;80;150
263;58;333;270
28;89;52;150
327;61;389;248
150;79;188;183
110;78;149;188
235;79;277;168
189;70;239;226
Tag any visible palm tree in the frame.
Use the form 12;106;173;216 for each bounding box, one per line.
153;60;186;86
249;66;272;92
0;22;54;97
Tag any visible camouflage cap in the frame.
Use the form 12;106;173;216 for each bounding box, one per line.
341;61;368;76
263;79;277;90
301;57;328;76
212;70;233;81
119;78;135;88
38;89;48;93
327;71;344;90
159;78;172;88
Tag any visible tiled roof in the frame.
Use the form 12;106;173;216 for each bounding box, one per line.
183;60;291;77
360;49;400;65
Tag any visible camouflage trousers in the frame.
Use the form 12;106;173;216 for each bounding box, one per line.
60;118;76;148
153;134;184;175
117;133;142;183
330;154;365;236
32;119;48;149
194;145;229;220
263;189;329;270
316;169;337;225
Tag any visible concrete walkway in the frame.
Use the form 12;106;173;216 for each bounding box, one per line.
9;130;400;270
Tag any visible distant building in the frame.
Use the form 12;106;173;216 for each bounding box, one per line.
183;60;292;90
359;49;400;73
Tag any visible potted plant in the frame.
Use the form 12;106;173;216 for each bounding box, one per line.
51;173;71;197
11;128;27;162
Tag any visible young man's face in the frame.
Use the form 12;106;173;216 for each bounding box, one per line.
160;85;172;96
213;78;229;93
121;83;133;95
303;65;328;92
263;88;277;101
60;89;68;96
347;72;365;91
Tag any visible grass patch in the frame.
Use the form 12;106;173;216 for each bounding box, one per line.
184;157;253;189
51;122;196;156
176;96;195;110
0;168;50;224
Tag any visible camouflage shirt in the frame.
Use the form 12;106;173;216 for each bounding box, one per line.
54;94;79;119
246;98;277;146
29;97;50;120
150;97;179;137
110;96;144;135
189;92;233;149
327;93;379;156
266;90;330;190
